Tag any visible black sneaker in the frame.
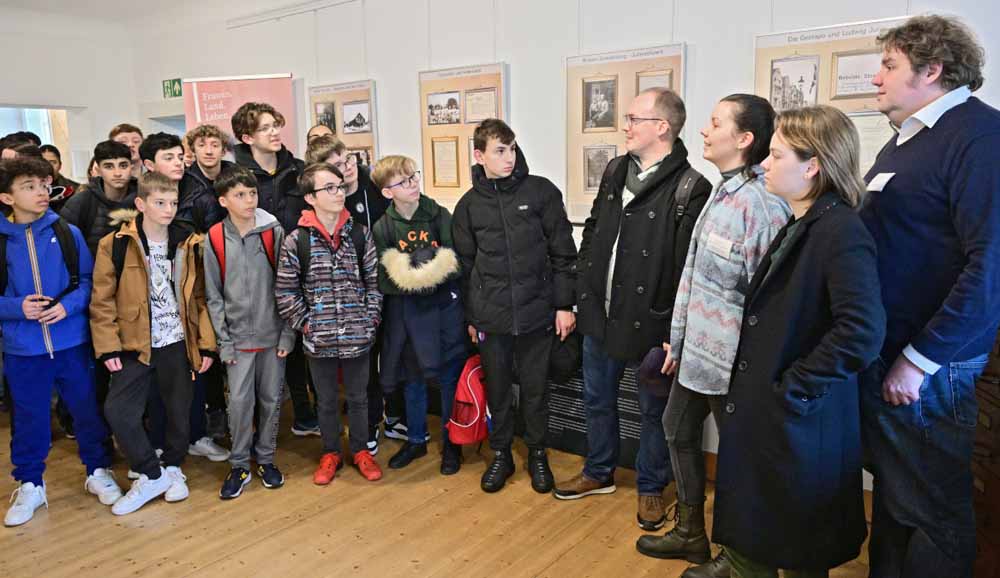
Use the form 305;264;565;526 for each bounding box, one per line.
440;437;463;476
220;467;251;499
366;424;381;456
291;416;321;437
481;449;515;493
257;463;285;489
528;448;554;493
388;442;428;469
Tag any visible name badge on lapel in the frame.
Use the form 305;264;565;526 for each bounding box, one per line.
706;232;733;259
867;172;895;192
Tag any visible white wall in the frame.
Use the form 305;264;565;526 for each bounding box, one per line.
122;0;1000;187
0;6;139;179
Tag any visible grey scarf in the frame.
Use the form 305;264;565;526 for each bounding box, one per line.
624;155;661;197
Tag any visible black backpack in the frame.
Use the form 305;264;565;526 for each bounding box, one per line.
295;222;368;289
0;218;80;304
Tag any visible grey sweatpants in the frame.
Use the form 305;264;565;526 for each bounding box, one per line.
226;348;286;470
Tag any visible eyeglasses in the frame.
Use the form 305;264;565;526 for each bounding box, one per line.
312;182;348;196
331;155;358;172
387;171;421;190
255;122;284;135
622;114;666;127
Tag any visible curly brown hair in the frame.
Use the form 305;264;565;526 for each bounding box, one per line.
185;124;231;152
877;15;984;92
231;102;286;142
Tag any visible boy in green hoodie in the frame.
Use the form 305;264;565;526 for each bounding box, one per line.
370;155;466;474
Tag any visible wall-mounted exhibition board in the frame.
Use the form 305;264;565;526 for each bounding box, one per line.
565;44;685;222
308;79;379;165
418;63;509;208
754;17;908;173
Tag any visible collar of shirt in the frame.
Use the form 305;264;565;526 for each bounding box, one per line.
629;154;664;181
896;85;972;145
718;165;762;198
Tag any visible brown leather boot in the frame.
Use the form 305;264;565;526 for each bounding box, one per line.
635;501;711;563
681;549;731;578
637;494;666;530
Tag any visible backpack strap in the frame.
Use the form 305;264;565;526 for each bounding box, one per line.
261;228;277;269
49;219;80;303
112;234;129;286
295;227;312;291
350;222;367;277
208;222;226;282
0;235;7;296
673;167;700;224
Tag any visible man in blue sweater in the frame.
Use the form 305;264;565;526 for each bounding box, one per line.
860;15;1000;578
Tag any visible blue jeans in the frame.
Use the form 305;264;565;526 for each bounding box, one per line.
861;353;988;578
582;336;672;493
403;356;464;444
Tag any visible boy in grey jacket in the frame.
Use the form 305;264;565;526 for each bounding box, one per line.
204;166;295;499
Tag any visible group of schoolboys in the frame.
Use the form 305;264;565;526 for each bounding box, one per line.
1;98;574;526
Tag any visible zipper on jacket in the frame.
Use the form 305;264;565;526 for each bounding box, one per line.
25;227;55;358
494;181;520;335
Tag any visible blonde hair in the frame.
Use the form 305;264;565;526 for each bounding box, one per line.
185;124;231;152
304;134;347;165
775;105;865;208
138;171;178;200
371;155;418;190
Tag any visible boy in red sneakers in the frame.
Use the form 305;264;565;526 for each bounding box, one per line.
275;162;383;484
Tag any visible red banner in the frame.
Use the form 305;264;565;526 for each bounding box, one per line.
183;74;298;155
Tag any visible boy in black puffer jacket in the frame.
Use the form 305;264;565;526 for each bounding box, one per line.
452;119;578;494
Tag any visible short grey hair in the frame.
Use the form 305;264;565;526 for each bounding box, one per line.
640;87;686;141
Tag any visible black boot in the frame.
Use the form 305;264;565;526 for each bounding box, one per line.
440;436;463;475
635;501;711;563
528;448;554;493
681;549;731;578
481;449;515;493
388;442;427;469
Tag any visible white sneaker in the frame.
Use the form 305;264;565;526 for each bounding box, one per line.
127;449;163;480
164;466;189;502
188;437;230;462
85;468;124;505
5;482;47;527
111;469;172;516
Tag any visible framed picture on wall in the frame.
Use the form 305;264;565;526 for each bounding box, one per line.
636;69;673;93
431;136;460;187
468;136;477;168
342;100;372;134
583;144;617;191
831;50;881;100
314;102;337;134
427;91;462;125
769;55;820;112
347;147;373;167
464;87;498;124
582;75;618;133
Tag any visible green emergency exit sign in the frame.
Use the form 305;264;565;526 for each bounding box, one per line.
162;79;183;99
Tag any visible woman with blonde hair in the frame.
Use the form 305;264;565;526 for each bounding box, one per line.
710;105;886;577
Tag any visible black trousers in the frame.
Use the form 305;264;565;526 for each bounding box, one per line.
286;335;316;422
477;327;553;451
104;342;192;477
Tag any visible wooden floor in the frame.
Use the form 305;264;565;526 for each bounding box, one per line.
0;406;869;578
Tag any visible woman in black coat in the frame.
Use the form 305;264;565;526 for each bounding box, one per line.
711;106;886;577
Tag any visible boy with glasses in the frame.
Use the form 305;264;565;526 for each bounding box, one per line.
275;163;384;484
370;156;465;474
232;103;318;437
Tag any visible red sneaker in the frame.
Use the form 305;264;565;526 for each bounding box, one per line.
313;452;342;485
353;450;383;481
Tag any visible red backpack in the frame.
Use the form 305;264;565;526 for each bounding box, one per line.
448;355;490;445
208;222;276;284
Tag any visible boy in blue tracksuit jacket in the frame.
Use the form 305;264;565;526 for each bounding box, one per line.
0;158;122;528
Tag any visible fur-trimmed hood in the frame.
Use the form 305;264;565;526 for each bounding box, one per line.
109;208;139;227
380;246;459;293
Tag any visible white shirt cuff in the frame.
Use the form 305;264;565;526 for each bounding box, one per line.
902;345;942;375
